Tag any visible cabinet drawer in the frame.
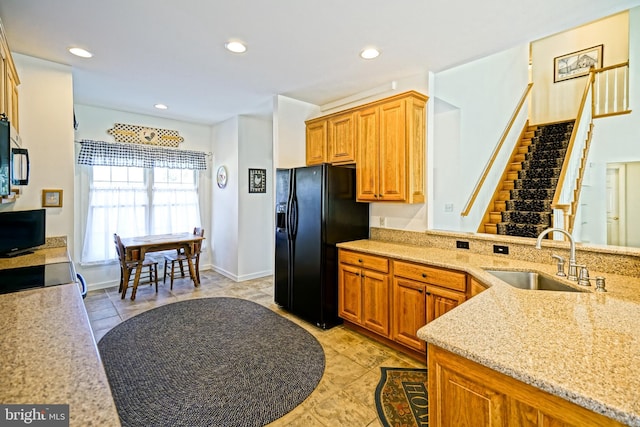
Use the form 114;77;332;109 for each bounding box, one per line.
393;261;466;292
339;250;389;273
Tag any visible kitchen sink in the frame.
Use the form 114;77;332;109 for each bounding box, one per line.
484;269;582;292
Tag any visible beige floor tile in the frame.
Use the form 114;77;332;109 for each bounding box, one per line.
310;389;378;426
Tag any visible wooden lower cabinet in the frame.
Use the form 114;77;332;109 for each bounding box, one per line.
338;250;390;337
392;277;427;351
392;260;467;353
428;345;624;427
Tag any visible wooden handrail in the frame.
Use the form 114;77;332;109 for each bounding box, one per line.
595;61;629;74
461;83;533;216
551;72;594;208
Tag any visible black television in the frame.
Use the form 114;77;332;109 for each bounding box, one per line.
0;209;46;257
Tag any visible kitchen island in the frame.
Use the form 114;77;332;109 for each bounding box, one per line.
338;239;640;426
0;247;121;426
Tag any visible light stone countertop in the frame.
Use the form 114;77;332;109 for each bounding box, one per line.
0;248;121;426
337;239;640;426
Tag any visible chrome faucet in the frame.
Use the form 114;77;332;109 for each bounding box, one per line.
535;228;579;281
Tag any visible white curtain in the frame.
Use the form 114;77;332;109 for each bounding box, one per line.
81;185;148;263
151;186;201;235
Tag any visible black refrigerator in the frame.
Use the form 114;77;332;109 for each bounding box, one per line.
275;164;369;329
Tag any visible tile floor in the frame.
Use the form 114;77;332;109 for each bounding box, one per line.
84;268;426;427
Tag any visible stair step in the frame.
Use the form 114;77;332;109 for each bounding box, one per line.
520;138;532;146
489;212;502;223
513;153;526;162
510;163;522;171
524;131;535;138
497;190;511;201
484;224;497;234
494;201;506;212
517;146;529;155
506;171;518;181
502;181;514;190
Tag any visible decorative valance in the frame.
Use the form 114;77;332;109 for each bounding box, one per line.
78;140;207;170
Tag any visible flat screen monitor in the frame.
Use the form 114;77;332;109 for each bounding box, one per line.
0;209;46;257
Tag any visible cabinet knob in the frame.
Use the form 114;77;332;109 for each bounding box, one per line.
421;273;427;278
418;289;423;293
355;272;360;277
358;259;363;263
426;292;431;296
374;194;378;198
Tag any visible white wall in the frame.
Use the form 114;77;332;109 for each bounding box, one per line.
273;95;319;169
212;115;274;281
431;44;530;232
72;104;213;288
531;11;629;124
238;115;273;280
8;54;75;249
211;117;240;279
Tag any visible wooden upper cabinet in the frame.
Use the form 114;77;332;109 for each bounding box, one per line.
0;18;19;131
327;111;356;164
355;106;379;200
305;119;327;165
356;91;427;203
304;91;427;203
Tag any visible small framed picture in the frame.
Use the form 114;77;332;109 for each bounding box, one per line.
248;168;266;193
554;44;603;83
42;189;63;208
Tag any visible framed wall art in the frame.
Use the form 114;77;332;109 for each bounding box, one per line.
248;168;266;193
42;189;63;208
554;44;603;83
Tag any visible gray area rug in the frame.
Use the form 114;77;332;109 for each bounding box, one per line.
98;297;325;427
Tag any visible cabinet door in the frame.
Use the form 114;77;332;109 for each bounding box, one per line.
338;263;362;324
362;269;390;336
437;360;507;426
355;106;379;201
378;99;407;201
426;285;466;323
305;120;327;165
392;277;426;351
328;112;355;164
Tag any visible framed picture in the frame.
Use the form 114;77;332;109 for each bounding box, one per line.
248;168;266;193
554;44;603;83
42;189;63;208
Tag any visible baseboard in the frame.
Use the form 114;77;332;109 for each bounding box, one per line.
210;265;272;282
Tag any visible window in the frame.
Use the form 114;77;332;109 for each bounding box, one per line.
81;166;201;264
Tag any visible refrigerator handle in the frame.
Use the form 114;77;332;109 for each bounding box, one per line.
286;169;295;240
290;197;298;239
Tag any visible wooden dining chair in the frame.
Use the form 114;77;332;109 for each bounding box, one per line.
113;233;159;300
163;227;204;289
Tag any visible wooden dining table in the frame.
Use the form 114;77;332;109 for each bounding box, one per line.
119;232;205;298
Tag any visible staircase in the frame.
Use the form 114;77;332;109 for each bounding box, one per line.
481;120;575;238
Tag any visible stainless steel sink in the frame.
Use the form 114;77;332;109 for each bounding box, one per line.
484;269;582;292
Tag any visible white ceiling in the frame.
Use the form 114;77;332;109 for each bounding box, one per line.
1;0;639;125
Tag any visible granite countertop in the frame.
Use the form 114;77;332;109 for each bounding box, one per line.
0;249;121;426
338;239;640;426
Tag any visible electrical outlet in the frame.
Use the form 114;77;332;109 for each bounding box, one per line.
379;217;386;227
456;240;469;249
493;245;509;255
444;203;454;213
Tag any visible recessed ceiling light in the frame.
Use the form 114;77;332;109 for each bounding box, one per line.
154;104;168;110
68;47;93;58
225;41;247;54
360;48;380;60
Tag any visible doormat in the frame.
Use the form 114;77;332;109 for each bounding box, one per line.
375;367;429;427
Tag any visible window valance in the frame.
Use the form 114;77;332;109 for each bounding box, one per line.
78;139;208;170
